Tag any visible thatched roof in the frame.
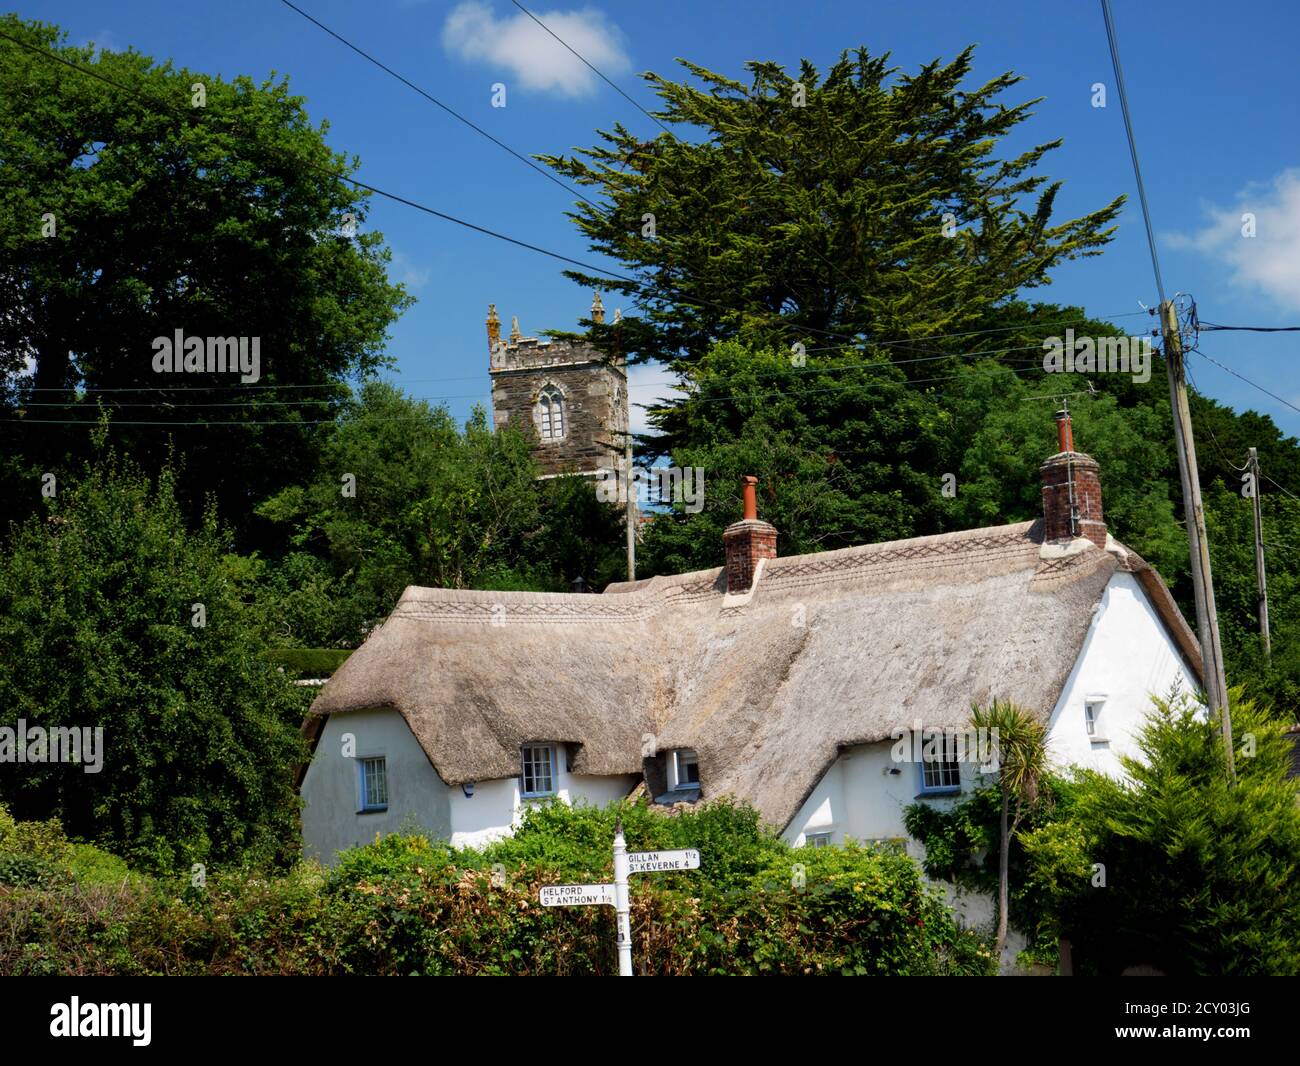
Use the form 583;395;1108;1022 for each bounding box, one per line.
307;519;1201;829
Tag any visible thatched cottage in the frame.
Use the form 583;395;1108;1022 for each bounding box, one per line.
300;412;1202;862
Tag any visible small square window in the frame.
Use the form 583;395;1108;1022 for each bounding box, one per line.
521;744;556;797
920;733;962;792
359;756;388;812
675;749;700;787
806;832;832;848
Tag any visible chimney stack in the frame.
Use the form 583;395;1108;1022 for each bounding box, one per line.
723;476;777;593
1040;410;1107;549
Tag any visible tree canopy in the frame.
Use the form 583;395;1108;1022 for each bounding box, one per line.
0;14;411;545
0;431;307;870
541;47;1123;375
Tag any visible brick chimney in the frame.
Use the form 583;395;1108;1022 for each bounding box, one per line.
723;476;778;593
1040;410;1107;549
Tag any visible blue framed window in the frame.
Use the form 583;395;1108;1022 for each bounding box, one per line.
805;832;832;848
918;733;962;794
358;756;388;812
521;744;556;797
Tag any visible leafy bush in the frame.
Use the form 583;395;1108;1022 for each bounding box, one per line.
0;800;993;976
0;441;308;871
265;648;354;677
1030;689;1300;975
908;690;1300;975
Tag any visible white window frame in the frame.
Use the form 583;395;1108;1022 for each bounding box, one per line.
670;749;700;790
805;832;832;849
1085;697;1108;741
918;732;962;793
521;743;557;798
358;755;388;812
537;386;565;442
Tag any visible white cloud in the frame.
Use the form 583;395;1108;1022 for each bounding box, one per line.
1166;168;1300;313
390;251;431;290
441;2;631;99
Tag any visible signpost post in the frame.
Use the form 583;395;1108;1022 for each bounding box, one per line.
612;820;633;977
536;817;700;976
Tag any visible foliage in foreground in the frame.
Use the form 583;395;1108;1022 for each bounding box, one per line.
907;689;1300;975
0;433;309;872
0;799;994;976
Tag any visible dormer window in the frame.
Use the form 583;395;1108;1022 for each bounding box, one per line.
537;386;565;441
668;749;700;791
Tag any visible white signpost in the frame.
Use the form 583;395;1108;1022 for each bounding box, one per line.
628;849;700;874
537;818;700;976
539;883;617;907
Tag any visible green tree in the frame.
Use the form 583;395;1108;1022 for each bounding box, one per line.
970;700;1048;959
1204;485;1300;718
639;339;947;573
0;15;411;543
255;382;625;644
1025;689;1300;975
541;47;1122;379
0;430;307;870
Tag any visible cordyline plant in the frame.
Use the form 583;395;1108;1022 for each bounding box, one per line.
971;699;1049;959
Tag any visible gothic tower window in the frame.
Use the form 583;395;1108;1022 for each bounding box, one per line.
537;385;565;441
611;383;625;432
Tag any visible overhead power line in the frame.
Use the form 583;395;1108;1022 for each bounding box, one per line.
11;332;1143;407
508;0;674;138
7;359;1064;428
1192;349;1300;418
1199;321;1300;333
0;27;633;284
1;28;1158;376
1100;0;1166;308
277;0;598;208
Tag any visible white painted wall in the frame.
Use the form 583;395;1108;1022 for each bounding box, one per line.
447;765;639;850
301;707;639;863
783;738;979;855
301;706;453;863
1045;571;1193;774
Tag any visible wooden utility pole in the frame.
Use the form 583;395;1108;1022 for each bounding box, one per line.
1160;300;1234;780
1248;447;1271;660
625;432;635;582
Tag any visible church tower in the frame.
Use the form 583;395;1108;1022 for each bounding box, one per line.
487;295;628;481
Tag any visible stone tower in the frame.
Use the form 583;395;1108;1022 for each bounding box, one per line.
487;295;628;480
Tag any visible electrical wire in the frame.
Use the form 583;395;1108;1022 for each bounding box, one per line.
9;336;1124;410
5;360;1058;427
507;0;674;139
277;0;600;209
1100;0;1167;307
0;28;1158;386
1192;349;1300;418
1200;322;1300;333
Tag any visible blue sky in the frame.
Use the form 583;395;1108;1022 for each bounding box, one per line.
24;0;1300;439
